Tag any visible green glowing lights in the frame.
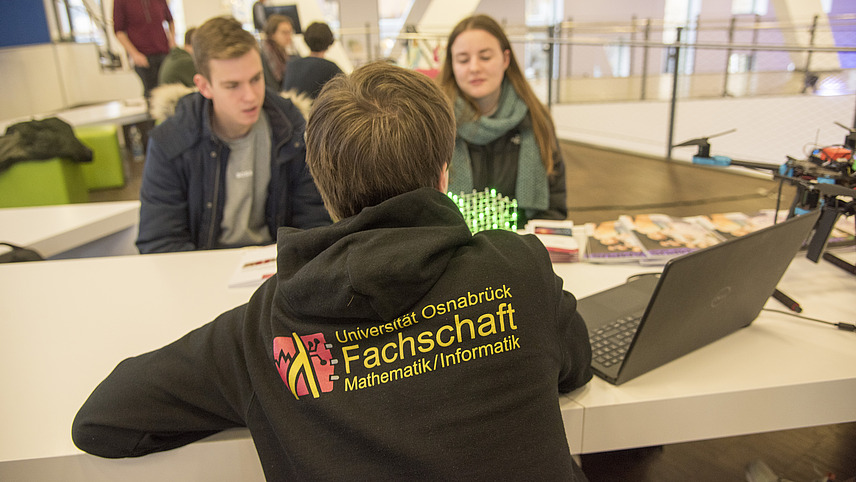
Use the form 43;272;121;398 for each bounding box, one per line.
448;189;518;234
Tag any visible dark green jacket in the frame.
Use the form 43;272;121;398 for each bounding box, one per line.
158;47;196;87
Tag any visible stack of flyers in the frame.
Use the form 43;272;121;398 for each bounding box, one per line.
525;219;581;263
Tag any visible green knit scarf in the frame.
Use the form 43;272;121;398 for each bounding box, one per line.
449;79;549;211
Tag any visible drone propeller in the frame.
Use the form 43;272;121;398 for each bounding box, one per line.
834;121;856;134
673;128;737;148
834;122;856;150
673;129;737;157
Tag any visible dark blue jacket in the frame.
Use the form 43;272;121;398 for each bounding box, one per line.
136;90;331;254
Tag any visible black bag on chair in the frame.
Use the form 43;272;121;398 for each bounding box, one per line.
0;242;44;263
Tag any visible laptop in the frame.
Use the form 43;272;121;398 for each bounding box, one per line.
577;209;821;385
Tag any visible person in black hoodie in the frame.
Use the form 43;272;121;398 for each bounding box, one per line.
72;60;593;481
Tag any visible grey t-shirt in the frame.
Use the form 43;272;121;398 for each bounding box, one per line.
219;112;273;248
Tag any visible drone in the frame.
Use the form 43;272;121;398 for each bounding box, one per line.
673;123;856;273
674;125;855;188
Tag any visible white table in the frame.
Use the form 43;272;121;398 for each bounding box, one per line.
555;248;856;454
0;246;853;480
0;99;149;133
0;249;264;480
54;99;150;128
0;201;140;259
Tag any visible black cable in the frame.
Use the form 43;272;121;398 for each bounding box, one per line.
763;308;856;333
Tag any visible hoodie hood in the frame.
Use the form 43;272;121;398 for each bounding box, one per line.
275;188;472;322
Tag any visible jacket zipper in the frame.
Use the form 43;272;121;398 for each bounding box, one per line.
206;145;222;249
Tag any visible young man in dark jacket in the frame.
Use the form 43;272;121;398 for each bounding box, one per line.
136;16;331;254
73;61;593;480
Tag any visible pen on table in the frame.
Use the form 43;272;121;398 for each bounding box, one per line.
772;288;802;313
243;257;276;269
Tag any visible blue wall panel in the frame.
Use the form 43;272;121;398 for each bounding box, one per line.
0;0;52;48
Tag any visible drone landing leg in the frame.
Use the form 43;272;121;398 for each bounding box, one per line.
820;214;856;275
822;251;856;274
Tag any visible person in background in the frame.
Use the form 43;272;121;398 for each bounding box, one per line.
113;0;176;100
282;22;343;99
252;0;268;33
260;14;295;92
438;14;567;227
72;60;592;481
158;27;197;87
135;16;330;254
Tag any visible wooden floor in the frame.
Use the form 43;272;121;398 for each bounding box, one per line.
562;141;798;224
89;139;856;482
581;422;856;481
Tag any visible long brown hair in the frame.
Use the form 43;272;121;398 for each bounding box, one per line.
261;14;291;81
438;15;557;174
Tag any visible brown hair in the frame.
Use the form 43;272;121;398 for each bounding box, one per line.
263;13;293;38
303;22;334;52
306;61;455;220
184;27;196;47
191;16;258;79
438;14;558;174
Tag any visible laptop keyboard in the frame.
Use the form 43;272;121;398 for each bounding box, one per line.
590;315;642;368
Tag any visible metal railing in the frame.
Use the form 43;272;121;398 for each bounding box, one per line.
348;14;856;100
546;14;856;102
339;15;855;163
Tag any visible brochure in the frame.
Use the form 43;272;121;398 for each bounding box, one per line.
619;213;724;259
228;244;278;288
583;220;646;263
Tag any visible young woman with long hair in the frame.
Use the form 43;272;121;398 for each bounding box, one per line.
260;14;294;92
438;14;567;225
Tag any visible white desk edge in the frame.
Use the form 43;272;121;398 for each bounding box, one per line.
0;201;140;258
0;247;853;480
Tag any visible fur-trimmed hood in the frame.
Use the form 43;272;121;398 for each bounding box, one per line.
149;83;313;123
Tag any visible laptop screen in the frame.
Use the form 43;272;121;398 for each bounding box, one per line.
578;209;821;384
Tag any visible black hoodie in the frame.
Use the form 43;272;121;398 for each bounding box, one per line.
72;188;592;480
